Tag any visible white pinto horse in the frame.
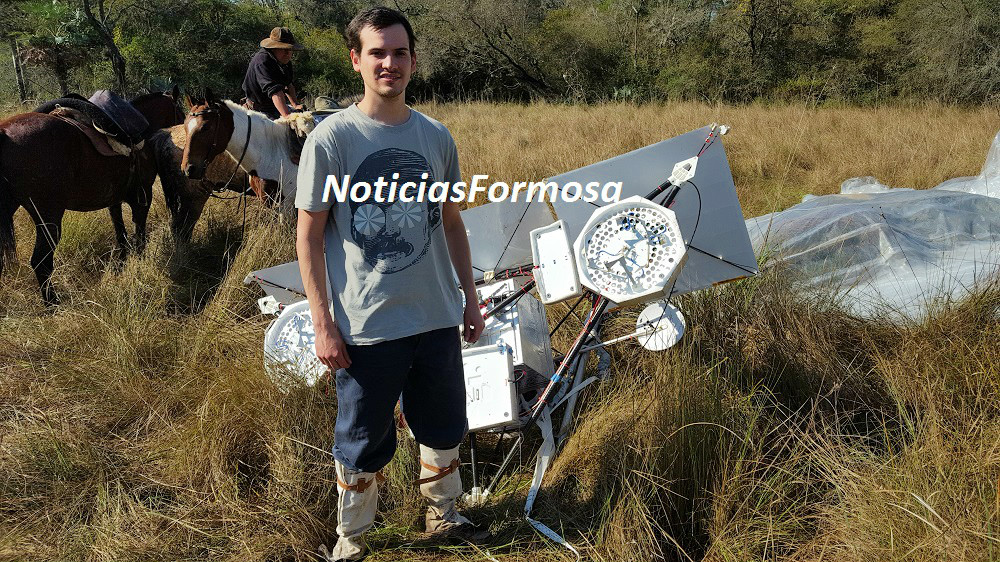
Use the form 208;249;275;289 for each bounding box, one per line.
182;92;315;211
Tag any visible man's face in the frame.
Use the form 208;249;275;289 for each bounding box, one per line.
273;48;293;64
350;24;415;99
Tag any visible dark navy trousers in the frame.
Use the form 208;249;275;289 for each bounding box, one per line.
332;326;469;473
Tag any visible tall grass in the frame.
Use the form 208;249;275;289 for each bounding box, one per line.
1;102;998;561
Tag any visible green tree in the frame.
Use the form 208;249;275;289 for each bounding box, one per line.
410;0;554;100
292;24;358;99
14;0;96;95
895;0;1000;102
116;0;274;97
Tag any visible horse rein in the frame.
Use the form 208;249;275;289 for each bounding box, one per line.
189;106;252;198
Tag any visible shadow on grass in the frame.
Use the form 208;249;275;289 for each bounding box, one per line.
164;215;247;315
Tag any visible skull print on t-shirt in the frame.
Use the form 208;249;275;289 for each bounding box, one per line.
349;148;443;274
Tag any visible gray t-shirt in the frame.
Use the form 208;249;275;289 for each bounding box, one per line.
295;104;464;345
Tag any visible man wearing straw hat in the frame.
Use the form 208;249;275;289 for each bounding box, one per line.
242;26;305;119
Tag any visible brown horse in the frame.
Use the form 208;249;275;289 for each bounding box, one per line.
0;90;198;306
130;85;185;131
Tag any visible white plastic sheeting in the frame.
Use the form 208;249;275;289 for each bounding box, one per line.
838;130;1000;199
748;131;1000;318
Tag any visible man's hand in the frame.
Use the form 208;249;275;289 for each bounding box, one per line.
442;201;484;344
297;208;349;370
463;302;485;343
315;321;351;370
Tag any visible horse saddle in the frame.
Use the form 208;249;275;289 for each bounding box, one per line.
88;90;151;143
45;107;130;158
34;91;150;150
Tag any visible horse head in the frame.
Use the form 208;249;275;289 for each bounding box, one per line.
130;86;185;130
182;89;234;180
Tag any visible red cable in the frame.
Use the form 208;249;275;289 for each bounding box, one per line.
529;296;602;414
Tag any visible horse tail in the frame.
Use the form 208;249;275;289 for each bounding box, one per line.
0;132;16;277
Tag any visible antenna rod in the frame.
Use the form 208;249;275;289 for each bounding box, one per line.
646;156;698;205
644;178;674;201
483;279;536;319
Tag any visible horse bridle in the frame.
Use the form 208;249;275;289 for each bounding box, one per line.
189;105;252;197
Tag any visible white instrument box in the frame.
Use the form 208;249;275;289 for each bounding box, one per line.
463;346;517;431
468;279;553;379
530;220;582;304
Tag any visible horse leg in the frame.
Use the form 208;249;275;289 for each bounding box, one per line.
127;147;155;255
0;197;16;278
27;207;65;307
109;203;129;266
129;200;150;255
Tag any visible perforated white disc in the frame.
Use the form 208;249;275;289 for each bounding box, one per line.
636;301;685;351
263;299;329;391
573;196;687;306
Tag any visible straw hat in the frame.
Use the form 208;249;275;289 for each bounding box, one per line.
260;27;304;50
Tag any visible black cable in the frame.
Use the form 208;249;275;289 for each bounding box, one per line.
658;180;702;247
483;279;535;319
657;186;671;206
684;180;702;246
492;202;533;273
684;244;758;276
658;179;757;291
474;264;533;286
495;265;533;280
549;293;587;337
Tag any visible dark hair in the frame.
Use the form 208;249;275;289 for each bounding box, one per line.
345;7;416;54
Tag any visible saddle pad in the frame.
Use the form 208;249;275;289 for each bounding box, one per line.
35;96;135;145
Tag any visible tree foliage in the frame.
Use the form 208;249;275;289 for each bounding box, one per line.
0;0;996;104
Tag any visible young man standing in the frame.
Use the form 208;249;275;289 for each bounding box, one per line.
295;7;488;562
